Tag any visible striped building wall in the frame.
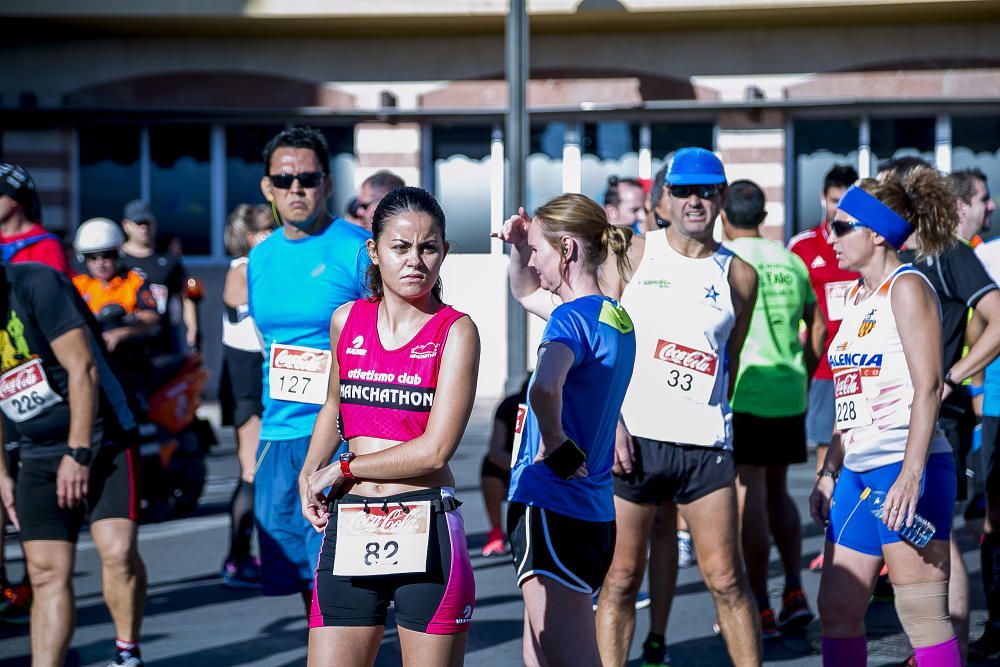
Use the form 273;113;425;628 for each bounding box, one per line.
2;129;74;233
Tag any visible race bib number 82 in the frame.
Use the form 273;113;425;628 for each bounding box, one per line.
333;501;432;576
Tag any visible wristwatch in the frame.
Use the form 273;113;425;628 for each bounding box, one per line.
944;370;963;393
339;451;356;480
66;446;93;467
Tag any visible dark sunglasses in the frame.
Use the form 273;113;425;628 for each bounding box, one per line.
830;220;864;237
267;171;325;189
84;251;118;261
669;183;724;199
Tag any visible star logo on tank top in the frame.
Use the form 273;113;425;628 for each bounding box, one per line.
704;285;720;303
857;309;877;337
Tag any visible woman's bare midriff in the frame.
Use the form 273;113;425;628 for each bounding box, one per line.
345;435;456;497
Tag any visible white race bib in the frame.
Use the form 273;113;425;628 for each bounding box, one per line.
332;500;432;576
0;358;63;423
149;283;169;315
834;369;874;431
825;281;855;322
510;403;527;468
653;339;719;405
268;343;331;405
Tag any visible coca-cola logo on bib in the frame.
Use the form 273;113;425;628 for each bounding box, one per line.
272;347;329;373
0;363;42;400
653;340;718;376
835;370;863;398
347;505;427;535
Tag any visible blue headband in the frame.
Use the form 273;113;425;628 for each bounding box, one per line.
837;185;913;249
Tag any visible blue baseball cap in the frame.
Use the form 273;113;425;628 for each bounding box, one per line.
665;148;727;186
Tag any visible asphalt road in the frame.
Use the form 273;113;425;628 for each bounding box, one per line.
0;400;989;666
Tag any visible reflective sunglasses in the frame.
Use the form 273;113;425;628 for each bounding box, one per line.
267;171;325;189
669;183;724;199
830;220;864;237
84;251;118;261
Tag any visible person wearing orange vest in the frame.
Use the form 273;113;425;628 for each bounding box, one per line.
71;218;158;354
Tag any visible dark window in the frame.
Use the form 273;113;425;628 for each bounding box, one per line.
149;124;211;255
530;123;567;159
78;125;142;224
649;122;715;158
582;122;634;159
430;125;492;253
791;118;861;236
226;124;283;215
870;117;935;169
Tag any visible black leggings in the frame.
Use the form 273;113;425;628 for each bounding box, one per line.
227;480;255;563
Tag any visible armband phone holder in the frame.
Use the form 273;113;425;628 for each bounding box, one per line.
543;438;587;480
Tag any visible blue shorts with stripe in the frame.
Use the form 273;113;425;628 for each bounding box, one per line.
826;452;955;557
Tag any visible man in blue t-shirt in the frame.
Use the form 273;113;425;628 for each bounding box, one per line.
248;127;373;606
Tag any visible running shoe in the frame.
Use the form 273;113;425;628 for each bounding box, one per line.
108;649;143;667
808;553;824;571
677;530;697;568
898;655;916;667
221;558;262;589
641;635;671;667
969;620;1000;662
482;527;507;557
760;608;781;639
777;588;814;630
635;591;651;610
0;580;31;625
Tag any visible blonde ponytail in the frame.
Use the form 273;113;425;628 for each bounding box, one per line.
603;224;633;285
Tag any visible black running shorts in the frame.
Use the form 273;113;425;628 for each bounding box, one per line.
17;443;140;543
613;436;735;505
731;412;807;466
507;502;615;594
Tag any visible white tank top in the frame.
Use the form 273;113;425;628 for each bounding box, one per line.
222;257;262;353
827;265;950;472
620;229;736;448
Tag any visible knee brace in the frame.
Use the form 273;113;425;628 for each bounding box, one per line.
480;456;510;484
892;581;954;648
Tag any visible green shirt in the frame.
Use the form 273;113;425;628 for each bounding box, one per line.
727;236;816;417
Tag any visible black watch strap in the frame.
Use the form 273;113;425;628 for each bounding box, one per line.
66;447;92;466
944;371;962;392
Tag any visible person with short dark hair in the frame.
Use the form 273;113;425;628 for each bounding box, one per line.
249;126;371;610
603;176;647;235
722;179;823;637
354;170;405;231
119;199;198;353
877;155;933;179
951;168;996;246
649;164;671;230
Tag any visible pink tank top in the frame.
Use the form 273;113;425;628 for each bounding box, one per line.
337;298;466;441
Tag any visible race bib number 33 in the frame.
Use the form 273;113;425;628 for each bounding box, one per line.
653;340;719;404
268;343;331;405
0;359;63;423
333;501;431;576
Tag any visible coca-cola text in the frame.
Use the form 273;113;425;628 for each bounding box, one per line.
0;362;42;400
654;340;718;376
272;347;330;373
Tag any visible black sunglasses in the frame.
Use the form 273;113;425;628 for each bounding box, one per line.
84;251;118;261
267;171;325;189
830;220;864;237
669;184;724;199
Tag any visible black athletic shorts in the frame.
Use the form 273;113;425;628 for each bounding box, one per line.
507;502;615;594
480;455;511;488
310;488;475;635
613;436;735;505
219;346;264;429
731;412;807;466
17;442;140;542
940;399;975;501
983;415;1000;499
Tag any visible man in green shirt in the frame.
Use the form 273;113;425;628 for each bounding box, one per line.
723;180;825;639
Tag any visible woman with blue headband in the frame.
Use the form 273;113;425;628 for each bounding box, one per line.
809;167;961;666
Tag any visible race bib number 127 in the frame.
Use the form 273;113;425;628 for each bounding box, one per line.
268;343;331;405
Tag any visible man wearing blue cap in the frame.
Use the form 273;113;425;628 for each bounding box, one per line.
596;148;763;666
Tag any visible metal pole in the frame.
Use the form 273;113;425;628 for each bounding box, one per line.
504;0;529;394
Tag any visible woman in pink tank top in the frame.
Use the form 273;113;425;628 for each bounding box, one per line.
298;187;480;667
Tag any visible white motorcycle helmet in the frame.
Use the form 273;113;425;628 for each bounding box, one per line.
74;217;125;263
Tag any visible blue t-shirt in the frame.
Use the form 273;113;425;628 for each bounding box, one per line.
508;295;636;522
984;356;1000;417
248;218;371;440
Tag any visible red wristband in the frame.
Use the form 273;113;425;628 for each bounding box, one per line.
339;452;356;480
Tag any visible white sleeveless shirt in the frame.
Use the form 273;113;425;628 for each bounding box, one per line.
827;265;950;472
620;229;736;449
222;257;262;353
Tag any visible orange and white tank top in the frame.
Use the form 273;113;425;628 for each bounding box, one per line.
619;229;736;448
827;265;950;472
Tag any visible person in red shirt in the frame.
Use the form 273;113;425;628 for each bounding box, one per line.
787;164;859;571
0;163;70;276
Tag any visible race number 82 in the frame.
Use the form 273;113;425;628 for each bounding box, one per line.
364;540;399;566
